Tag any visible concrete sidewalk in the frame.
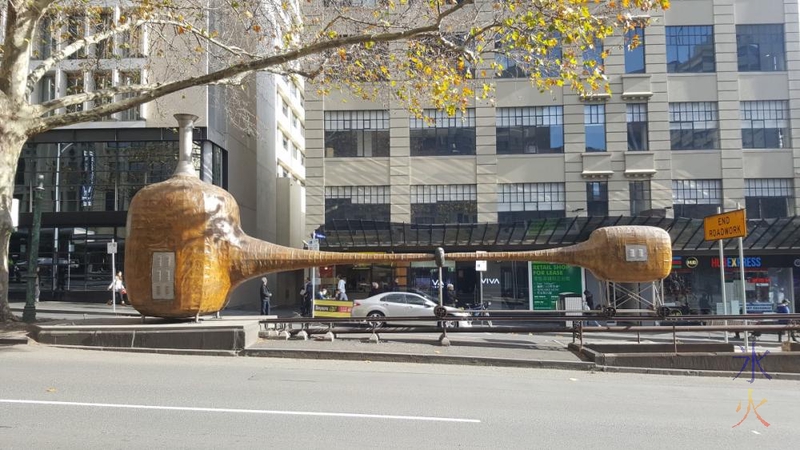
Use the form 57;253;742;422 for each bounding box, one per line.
8;300;798;378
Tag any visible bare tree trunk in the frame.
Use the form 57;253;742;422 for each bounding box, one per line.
0;125;27;322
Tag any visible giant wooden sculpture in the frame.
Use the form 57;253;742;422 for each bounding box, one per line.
125;115;673;319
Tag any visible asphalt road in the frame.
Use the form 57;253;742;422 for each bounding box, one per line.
1;345;798;449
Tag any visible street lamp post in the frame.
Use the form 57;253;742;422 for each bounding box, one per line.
23;174;45;323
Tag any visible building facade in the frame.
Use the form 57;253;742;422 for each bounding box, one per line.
11;6;306;309
303;0;800;315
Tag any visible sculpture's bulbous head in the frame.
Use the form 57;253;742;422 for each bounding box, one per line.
580;226;673;282
125;175;244;318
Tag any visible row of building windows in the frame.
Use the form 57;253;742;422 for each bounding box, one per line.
32;11;144;60
323;101;791;156
35;70;142;120
324;179;795;224
666;24;787;73
496;24;785;78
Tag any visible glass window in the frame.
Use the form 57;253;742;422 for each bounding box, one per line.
410;109;476;156
119;71;141;121
672;179;722;218
666;26;715;73
65;72;85;113
92;72;113;120
281;100;289;117
496;107;564;154
95;11;114;59
497;183;566;223
625;28;646;74
119;10;143;58
745;179;793;219
38;75;56;116
584;105;606;152
324;110;390;157
737;24;785;72
586;181;608;216
627;103;648;151
495;35;562;79
669;102;719;150
630;181;652;215
34;15;55;59
741;100;790;149
325;186;390;223
67;14;86;59
582;41;604;74
410;185;477;224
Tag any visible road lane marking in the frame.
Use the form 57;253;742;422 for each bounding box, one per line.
0;399;480;423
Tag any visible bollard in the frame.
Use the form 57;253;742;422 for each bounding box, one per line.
439;333;451;347
323;331;336;342
295;330;309;341
369;333;380;344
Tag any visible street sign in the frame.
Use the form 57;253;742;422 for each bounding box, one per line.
704;209;747;241
107;242;117;254
313;232;326;239
475;251;486;271
308;238;320;251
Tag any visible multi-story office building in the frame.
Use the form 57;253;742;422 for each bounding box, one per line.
11;7;306;307
304;0;800;314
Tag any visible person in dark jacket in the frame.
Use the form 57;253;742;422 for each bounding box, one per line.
260;277;272;316
368;282;381;297
444;284;458;307
776;300;797;342
301;277;313;317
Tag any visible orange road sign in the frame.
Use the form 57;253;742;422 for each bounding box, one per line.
704;209;747;241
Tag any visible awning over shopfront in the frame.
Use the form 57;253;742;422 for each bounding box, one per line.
313;216;800;253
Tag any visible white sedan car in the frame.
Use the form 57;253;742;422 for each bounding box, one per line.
351;291;472;328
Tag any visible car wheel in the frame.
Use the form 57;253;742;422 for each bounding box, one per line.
367;311;385;329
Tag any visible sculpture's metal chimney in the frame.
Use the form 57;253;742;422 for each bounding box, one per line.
173;113;199;177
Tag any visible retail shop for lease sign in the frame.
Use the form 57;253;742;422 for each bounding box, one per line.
530;262;583;310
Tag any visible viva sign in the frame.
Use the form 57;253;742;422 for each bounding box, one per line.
530;262;583;310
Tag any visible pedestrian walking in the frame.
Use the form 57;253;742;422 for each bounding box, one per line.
107;271;127;306
34;267;40;303
301;277;313;317
260;277;272;316
776;299;797;342
444;283;458;307
583;289;594;310
583;291;600;327
336;274;348;300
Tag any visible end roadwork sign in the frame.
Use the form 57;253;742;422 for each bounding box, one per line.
704;209;747;241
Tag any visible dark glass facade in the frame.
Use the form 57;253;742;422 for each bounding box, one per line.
10;127;227;301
